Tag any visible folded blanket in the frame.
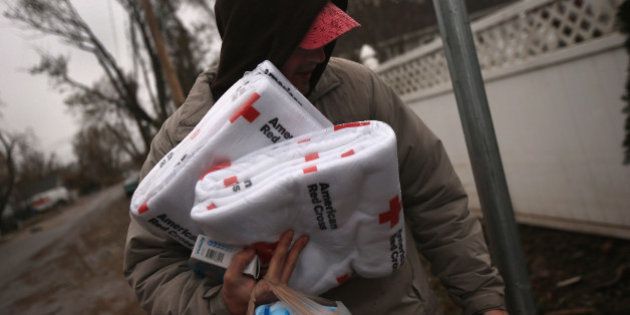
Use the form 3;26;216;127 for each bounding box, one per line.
192;121;406;294
130;61;332;247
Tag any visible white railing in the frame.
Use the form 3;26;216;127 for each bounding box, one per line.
377;0;624;100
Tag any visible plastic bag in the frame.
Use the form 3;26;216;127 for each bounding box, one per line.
248;279;351;315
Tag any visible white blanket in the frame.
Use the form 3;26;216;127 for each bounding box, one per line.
192;121;406;294
130;61;332;247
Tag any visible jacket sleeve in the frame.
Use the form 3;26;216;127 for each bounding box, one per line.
369;72;506;315
123;82;231;315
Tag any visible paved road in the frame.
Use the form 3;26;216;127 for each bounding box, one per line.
0;186;124;282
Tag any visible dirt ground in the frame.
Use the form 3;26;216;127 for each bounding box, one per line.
1;195;629;314
520;225;630;314
0;196;144;315
430;224;630;315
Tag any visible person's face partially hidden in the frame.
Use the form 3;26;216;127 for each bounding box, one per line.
281;47;326;95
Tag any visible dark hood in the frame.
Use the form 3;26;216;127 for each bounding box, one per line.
211;0;348;99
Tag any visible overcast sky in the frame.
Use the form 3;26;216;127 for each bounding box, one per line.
0;1;131;163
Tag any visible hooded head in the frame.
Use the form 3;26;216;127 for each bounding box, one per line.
211;0;355;99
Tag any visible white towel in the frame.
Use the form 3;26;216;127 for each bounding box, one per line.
192;121;406;294
130;61;332;247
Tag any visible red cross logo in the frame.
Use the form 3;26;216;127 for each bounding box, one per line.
223;176;238;187
138;202;149;214
379;196;401;228
229;93;261;123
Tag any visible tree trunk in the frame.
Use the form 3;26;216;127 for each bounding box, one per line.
139;0;186;107
0;133;17;231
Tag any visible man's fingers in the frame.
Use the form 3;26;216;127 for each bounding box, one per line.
224;248;255;283
222;249;256;315
266;230;294;280
281;235;309;283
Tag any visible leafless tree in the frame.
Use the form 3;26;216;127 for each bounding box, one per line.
4;0;212;159
0;130;21;226
0;121;61;229
71;125;128;191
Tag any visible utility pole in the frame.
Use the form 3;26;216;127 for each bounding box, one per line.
139;0;186;107
431;0;537;314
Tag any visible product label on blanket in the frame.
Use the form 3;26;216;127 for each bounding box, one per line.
259;117;294;143
262;69;304;107
147;214;196;248
158;151;175;168
308;183;338;230
191;235;260;278
174;153;188;168
389;228;405;270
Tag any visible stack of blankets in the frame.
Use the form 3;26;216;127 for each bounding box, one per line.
130;61;406;295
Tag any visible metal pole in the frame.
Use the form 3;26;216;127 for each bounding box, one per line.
431;0;537;314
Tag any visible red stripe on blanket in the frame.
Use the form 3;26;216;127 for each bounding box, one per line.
341;149;355;158
224;176;238;187
200;161;232;180
304;152;319;162
333;121;370;131
229;93;261;123
138;202;149;214
302;166;318;174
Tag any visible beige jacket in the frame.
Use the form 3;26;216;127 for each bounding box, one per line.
124;58;505;315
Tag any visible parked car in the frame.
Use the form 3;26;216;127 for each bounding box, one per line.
28;187;71;212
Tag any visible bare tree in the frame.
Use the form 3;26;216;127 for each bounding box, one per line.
71;125;128;192
4;0;210;158
5;0;159;153
0;121;61;229
119;0;209;117
154;0;212;92
0;130;21;227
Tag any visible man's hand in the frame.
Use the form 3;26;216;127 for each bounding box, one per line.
221;248;256;315
221;230;309;315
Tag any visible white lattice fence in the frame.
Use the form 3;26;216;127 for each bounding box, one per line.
384;50;450;95
377;0;624;98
